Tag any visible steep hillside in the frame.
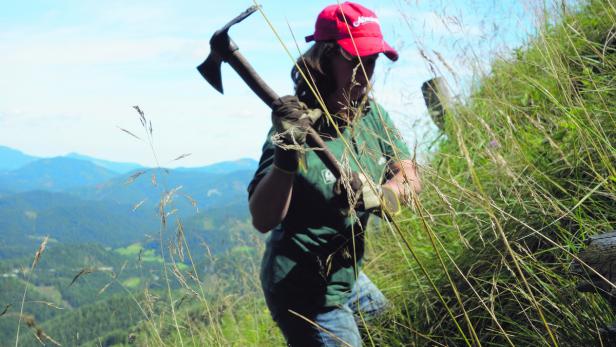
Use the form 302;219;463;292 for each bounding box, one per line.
72;168;253;215
365;1;616;345
175;158;257;174
0;191;158;258
65;153;143;174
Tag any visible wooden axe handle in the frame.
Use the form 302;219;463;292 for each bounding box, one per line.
227;49;278;106
227;50;343;179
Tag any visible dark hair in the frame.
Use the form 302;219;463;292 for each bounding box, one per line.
291;41;338;110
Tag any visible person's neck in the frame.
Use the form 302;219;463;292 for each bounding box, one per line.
325;93;363;117
325;93;370;119
319;93;369;137
325;93;345;116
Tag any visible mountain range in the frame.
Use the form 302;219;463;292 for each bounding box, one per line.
0;145;257;194
0;145;258;258
0;145;257;175
65;152;143;173
0;146;142;174
0;157;118;193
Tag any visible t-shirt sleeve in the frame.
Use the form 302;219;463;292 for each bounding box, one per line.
247;128;276;200
373;104;412;163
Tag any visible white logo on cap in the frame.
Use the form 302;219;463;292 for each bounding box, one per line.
353;16;380;27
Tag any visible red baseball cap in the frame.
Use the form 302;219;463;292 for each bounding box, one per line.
305;2;398;61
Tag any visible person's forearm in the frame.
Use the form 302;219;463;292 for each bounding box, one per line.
249;167;295;233
383;160;421;203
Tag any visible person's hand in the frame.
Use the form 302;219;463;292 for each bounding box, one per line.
271;95;322;146
332;171;400;215
271;96;322;173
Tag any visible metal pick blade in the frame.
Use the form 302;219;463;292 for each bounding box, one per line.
197;53;224;94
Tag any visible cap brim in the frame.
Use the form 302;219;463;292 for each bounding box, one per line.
338;36;399;61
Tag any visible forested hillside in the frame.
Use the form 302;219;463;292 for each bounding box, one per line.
0;154;258;345
0;191;159;258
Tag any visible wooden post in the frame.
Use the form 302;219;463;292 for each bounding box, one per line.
421;77;452;132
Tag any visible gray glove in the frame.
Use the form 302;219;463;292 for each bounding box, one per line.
271;96;322;173
332;171;400;215
271;96;322;146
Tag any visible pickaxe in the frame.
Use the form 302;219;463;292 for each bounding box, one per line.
197;5;343;179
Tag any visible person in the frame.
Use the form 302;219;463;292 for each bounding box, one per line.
247;2;421;346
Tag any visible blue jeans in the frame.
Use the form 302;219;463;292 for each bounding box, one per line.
265;272;388;347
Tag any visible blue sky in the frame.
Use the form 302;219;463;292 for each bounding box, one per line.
0;0;538;167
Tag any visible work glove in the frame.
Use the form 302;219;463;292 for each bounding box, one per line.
332;171;400;215
271;95;322;173
272;95;322;145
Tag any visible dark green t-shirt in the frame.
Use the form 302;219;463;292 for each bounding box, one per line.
248;101;411;311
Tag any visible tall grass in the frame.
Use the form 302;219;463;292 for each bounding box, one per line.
365;0;615;345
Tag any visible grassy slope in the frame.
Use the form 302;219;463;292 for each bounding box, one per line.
130;1;614;346
367;1;616;345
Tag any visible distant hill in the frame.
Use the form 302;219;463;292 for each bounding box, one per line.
0;145;37;171
168;203;252;258
0;144;257;175
0;190;253;261
0;145;143;174
0;190;158;258
65;152;142;174
72;168;254;215
176;158;257;174
0;157;118;192
0;149;257;256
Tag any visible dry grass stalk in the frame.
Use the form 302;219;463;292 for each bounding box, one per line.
32;236;48;270
27;301;64;310
0;304;10;317
118;126;142;141
132;199;147;211
126;170;147;185
176;221;186;262
173;153;192;161
69;267;96;287
16;236;49;347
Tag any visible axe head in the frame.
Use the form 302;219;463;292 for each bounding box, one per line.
197;5;260;95
197;52;224;94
